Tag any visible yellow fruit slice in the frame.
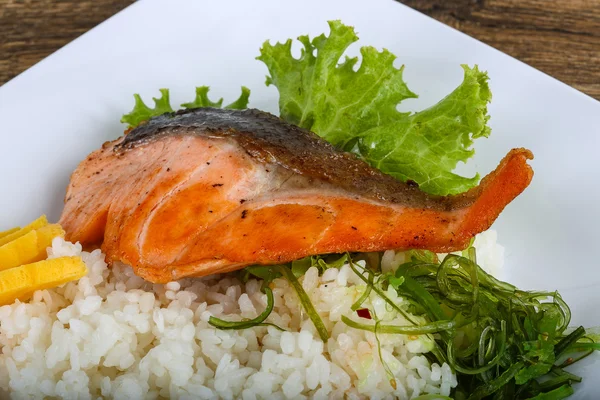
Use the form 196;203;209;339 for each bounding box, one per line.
0;256;87;306
0;227;20;240
0;215;48;247
35;224;65;255
0;224;65;271
0;230;38;271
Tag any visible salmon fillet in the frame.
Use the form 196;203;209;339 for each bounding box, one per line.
59;108;533;283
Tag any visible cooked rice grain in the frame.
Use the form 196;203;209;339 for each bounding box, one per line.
0;233;505;399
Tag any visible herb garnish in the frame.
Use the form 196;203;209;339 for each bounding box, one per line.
209;248;597;399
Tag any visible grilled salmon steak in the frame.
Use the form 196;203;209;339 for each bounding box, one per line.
59;108;533;283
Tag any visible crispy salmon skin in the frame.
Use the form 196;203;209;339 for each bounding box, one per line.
59;108;533;283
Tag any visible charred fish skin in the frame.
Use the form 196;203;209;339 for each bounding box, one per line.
60;107;533;283
119;108;459;211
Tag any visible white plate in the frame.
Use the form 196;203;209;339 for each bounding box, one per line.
1;0;599;397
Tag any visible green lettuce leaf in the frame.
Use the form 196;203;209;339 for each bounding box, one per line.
121;86;250;128
257;20;416;149
121;89;174;128
258;20;492;195
181;86;251;110
358;66;491;195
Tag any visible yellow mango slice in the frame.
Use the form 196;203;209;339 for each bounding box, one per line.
0;224;65;271
0;215;48;247
0;256;87;305
0;227;20;239
0;230;38;271
35;224;65;255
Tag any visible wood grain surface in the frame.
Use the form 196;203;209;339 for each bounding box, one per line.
399;0;600;100
0;0;133;85
0;0;598;100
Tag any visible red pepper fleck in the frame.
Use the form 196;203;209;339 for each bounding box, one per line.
357;308;371;319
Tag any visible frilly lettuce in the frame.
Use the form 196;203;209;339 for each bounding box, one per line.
258;20;491;195
121;86;250;128
122;21;492;196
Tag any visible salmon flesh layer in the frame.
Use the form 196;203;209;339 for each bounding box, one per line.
59;108;533;283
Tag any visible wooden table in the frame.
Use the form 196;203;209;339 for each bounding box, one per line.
1;0;598;100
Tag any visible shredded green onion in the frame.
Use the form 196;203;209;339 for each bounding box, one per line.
347;257;419;324
340;249;597;399
208;287;276;330
526;384;574;400
539;368;582;392
342;315;455;335
212;247;597;399
350;270;373;311
554;326;586;357
275;265;330;342
466;361;524;400
564;342;600;352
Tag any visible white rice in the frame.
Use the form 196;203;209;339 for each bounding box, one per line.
0;231;502;399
